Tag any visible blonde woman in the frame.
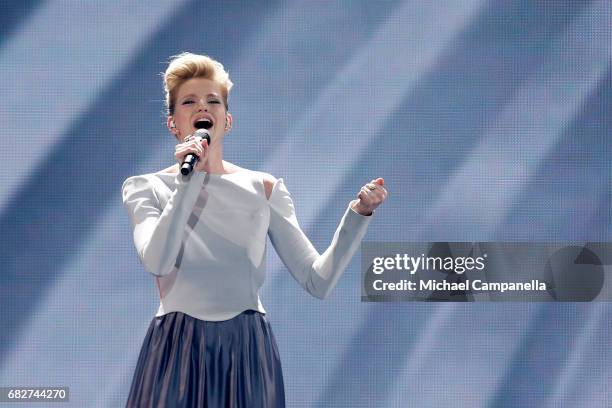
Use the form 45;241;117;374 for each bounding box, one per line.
122;52;387;407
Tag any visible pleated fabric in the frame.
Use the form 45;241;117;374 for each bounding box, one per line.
126;310;285;407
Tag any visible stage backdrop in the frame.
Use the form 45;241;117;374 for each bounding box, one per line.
1;1;611;406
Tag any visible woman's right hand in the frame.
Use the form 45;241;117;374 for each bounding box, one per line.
174;134;209;172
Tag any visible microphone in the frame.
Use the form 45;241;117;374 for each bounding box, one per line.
180;128;211;176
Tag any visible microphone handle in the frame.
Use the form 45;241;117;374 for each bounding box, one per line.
180;154;198;175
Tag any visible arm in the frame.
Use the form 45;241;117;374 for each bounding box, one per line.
267;177;372;299
121;171;206;276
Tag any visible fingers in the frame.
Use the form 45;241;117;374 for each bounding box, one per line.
358;190;367;202
174;137;208;164
359;186;385;203
363;179;388;197
193;138;210;171
368;178;385;188
356;178;388;214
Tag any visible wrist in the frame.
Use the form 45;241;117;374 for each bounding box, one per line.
351;200;373;216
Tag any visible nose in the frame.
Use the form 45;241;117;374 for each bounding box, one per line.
195;98;209;111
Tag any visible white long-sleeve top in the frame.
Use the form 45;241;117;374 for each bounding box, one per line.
121;168;372;321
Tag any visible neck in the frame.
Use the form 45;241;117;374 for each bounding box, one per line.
201;139;226;174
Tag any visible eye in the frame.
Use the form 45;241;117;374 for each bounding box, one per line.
209;99;221;104
182;99;194;105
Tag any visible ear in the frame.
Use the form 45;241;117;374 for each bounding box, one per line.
224;112;233;132
167;116;180;139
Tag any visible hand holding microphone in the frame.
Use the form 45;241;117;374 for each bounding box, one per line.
175;128;211;175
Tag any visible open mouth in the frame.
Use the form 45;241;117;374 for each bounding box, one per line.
194;118;213;129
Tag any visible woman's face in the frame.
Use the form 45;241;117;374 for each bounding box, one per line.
168;77;232;141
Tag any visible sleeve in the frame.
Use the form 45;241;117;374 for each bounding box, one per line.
121;171;206;276
267;178;372;299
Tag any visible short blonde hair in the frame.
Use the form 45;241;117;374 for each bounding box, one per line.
163;52;233;115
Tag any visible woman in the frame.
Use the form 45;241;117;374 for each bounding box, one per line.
122;52;387;407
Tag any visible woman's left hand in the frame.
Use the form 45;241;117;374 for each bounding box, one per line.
351;178;388;216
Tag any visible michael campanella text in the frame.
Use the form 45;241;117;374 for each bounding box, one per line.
372;279;547;293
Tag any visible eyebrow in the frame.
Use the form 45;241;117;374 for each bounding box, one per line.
180;93;221;100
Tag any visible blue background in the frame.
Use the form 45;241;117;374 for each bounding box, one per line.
1;1;611;406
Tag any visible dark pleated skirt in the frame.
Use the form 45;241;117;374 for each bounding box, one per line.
126;310;285;407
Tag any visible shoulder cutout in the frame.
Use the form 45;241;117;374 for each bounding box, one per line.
262;173;277;200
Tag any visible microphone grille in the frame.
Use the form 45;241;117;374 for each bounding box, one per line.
194;128;211;144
